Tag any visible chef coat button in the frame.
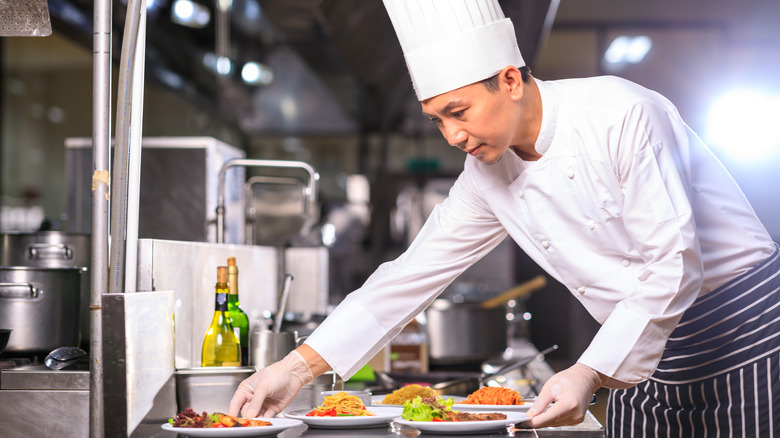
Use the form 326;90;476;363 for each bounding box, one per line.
567;167;575;179
577;286;586;295
517;190;525;199
587;220;597;230
622;259;631;267
541;240;551;249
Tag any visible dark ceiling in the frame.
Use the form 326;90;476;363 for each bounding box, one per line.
48;0;559;136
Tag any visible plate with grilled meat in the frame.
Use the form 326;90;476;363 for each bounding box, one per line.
393;395;529;434
393;410;530;434
161;408;302;437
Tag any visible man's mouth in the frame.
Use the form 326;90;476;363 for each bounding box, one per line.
467;144;483;155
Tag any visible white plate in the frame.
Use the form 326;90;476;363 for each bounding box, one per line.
284;406;401;429
160;417;302;437
452;402;531;412
371;394;466;406
393;411;530;435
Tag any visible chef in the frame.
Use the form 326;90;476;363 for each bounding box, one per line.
230;1;780;435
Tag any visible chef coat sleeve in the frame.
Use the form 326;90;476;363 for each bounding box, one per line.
305;166;508;379
578;98;705;384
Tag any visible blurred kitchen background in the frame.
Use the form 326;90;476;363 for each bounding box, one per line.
0;1;779;433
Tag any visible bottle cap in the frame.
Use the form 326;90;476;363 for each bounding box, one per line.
217;266;228;283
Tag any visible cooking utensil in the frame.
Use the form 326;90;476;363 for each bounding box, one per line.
273;274;294;333
0;329;10;356
479;275;547;309
425;298;507;365
0;0;52;37
1;231;92;344
44;346;88;370
250;328;300;368
430;345;558;395
0;266;84;354
479;344;558;384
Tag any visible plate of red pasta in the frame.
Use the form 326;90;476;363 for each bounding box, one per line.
452;386;533;412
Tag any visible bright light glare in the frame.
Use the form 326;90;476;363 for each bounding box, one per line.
216;56;232;75
172;0;211;28
241;62;274;86
706;90;780;161
605;36;652;64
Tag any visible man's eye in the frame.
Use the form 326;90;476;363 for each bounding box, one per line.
452;110;464;118
428;117;441;124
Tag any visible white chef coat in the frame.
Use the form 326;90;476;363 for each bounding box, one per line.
306;75;775;385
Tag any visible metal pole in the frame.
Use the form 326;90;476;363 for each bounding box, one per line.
90;0;112;435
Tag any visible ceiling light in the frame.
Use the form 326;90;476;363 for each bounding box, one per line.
604;35;652;64
216;56;232;75
241;62;274;86
202;53;233;76
171;0;210;28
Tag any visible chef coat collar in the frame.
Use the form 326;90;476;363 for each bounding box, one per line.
532;78;557;157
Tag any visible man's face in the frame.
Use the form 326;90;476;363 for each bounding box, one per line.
421;81;516;165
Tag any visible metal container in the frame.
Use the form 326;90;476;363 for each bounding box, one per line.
175;367;255;413
250;329;299;369
0;266;84;354
424;298;508;365
0;231;91;344
0;232;90;268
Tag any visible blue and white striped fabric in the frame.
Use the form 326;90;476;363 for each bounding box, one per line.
607;246;780;437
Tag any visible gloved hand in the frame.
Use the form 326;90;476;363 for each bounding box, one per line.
228;350;314;418
525;362;604;428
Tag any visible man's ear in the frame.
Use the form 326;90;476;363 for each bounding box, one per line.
499;66;524;101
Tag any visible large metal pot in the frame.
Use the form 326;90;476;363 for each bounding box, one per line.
0;266;84;354
0;232;91;344
424;298;508;365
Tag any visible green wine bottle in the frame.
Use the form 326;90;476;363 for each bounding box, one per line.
227;256;250;366
201;266;241;367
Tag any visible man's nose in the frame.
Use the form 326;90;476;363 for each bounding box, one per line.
443;122;466;147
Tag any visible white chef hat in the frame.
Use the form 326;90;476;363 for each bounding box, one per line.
382;0;525;101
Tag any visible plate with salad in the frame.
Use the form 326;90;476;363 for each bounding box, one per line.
161;408;303;437
393;395;530;434
284;391;401;429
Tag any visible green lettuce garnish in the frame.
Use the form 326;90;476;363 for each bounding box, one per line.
401;395;455;421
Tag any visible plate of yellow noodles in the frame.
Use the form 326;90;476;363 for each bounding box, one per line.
373;384;465;406
285;391;400;429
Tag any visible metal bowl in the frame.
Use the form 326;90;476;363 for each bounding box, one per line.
0;329;11;355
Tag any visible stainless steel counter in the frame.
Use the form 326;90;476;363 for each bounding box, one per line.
0;338;604;437
271;412;604;438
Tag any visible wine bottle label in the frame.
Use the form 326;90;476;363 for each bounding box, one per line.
215;293;228;311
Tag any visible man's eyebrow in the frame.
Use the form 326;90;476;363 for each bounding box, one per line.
422;102;460;119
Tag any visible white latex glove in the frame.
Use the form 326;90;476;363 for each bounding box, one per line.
525;362;604;428
228;350;314;418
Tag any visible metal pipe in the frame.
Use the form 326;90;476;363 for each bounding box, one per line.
122;5;147;294
109;0;146;295
90;0;112;435
216;159;319;243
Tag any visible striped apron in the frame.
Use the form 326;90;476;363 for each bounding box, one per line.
607;246;780;437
